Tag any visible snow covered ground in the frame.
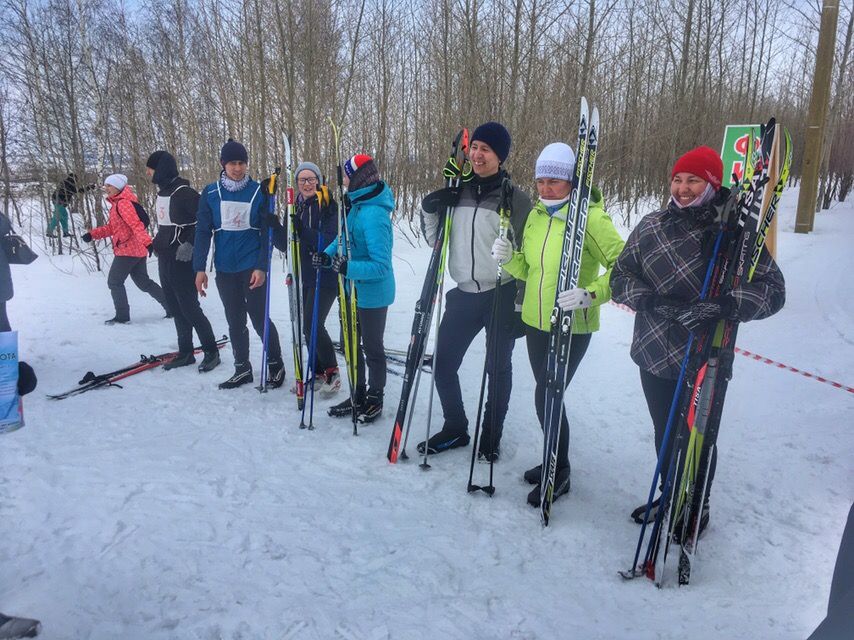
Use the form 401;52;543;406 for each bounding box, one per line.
2;188;852;639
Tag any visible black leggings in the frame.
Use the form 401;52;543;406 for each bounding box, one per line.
526;327;591;471
355;306;388;394
639;368;717;499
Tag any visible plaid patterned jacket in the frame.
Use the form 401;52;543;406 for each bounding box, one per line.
610;200;785;379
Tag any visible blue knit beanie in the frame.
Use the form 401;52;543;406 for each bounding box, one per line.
471;121;512;163
220;139;248;164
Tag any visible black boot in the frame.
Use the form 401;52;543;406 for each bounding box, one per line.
527;466;571;508
477;431;500;463
523;464;542;485
198;350;221;373
163;352;196;370
356;389;383;424
218;362;253;389
416;424;470;455
0;612;41;638
328;387;365;418
104;316;130;325
673;501;710;543
267;358;285;389
631;497;661;524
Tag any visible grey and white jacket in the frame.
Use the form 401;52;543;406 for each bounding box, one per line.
422;171;531;294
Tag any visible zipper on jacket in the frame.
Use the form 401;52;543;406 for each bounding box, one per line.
538;216;553;328
470;204;481;291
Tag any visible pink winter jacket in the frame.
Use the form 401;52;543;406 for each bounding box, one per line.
90;187;152;258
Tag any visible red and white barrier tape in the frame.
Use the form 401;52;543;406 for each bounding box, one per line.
608;301;854;395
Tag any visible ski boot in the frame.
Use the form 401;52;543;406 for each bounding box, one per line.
527;466;570;507
477;429;500;463
416;426;470;455
328;388;365;418
631;496;661;524
318;368;341;396
163;352;196;370
523;464;542;485
356;389;383;424
198;350;221;373
266;359;285;389
218;362;253;389
0;612;41;638
104;316;130;325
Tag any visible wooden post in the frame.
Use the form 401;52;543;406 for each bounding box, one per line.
795;0;839;234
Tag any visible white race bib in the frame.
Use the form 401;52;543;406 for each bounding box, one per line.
220;199;252;231
156;195;173;225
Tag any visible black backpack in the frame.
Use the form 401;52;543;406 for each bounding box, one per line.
130;202;151;228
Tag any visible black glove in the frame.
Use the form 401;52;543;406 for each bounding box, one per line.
266;213;282;229
331;254;348;275
671;297;736;333
311;252;332;269
81;232;92;243
422;186;462;214
148;244;154;257
291;214;304;236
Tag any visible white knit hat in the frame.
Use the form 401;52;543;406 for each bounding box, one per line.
104;173;128;191
535;143;575;181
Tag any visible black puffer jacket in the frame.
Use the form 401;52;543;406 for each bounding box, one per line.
610;189;785;379
150;152;201;256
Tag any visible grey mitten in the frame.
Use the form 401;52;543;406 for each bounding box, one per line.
176;242;194;262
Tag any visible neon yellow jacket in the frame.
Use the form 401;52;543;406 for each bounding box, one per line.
503;187;625;333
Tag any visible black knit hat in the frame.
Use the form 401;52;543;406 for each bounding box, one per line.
471;121;512;163
220;139;249;164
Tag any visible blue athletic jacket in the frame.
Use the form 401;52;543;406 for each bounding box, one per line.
193;174;269;274
324;181;395;309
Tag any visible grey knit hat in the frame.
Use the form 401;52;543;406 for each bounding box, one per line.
295;161;323;184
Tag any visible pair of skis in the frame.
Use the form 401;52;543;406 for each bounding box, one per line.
48;336;228;400
329;118;360;436
621;118;792;586
386;129;469;464
539;98;600;524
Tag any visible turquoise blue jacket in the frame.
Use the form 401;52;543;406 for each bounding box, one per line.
325;181;395;309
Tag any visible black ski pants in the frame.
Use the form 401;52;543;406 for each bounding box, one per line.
433;281;517;441
303;285;338;373
215;269;281;366
107;256;168;320
158;255;217;354
640;368;717;499
354;306;388;394
526;327;591;472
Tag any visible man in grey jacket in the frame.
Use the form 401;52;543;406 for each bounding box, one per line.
417;122;531;461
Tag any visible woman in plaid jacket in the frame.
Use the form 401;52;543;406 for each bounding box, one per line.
610;146;785;534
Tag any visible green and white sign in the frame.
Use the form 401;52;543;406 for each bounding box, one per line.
721;124;760;186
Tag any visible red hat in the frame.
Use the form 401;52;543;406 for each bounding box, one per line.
671;146;723;190
344;154;374;178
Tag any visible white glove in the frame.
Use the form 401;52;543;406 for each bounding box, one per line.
491;237;513;265
557;287;593;311
175;242;194;262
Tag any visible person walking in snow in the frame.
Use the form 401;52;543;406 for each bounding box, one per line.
494;142;625;507
48;172;94;238
610;145;785;536
416;121;531;461
313;154;394;423
82;174;169;324
269;161;341;396
146;150;220;373
193;139;284;390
